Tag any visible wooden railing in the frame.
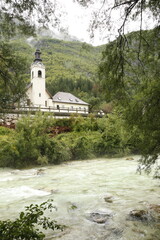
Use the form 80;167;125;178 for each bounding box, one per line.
0;106;105;117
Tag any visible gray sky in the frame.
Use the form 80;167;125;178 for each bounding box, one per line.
48;0;155;46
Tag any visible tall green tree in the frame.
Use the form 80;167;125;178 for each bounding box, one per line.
0;42;31;108
99;27;160;173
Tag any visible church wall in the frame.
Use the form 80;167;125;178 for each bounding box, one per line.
45;92;53;107
26;87;32;103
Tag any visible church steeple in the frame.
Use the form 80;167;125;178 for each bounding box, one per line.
34;49;42;62
30;49;46;106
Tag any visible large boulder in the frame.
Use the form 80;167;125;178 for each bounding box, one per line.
128;204;160;223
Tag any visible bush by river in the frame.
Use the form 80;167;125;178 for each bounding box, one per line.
0;111;141;168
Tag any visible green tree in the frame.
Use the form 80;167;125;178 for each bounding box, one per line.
15;112;55;167
0;42;30;108
99;28;160;172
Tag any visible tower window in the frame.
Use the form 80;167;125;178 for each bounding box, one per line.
38;70;42;78
32;71;34;79
39;93;41;97
27;99;31;106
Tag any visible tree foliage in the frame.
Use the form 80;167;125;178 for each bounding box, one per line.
0;200;63;240
0;42;31;108
99;27;160;172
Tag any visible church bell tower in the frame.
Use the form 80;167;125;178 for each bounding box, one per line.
30;49;46;107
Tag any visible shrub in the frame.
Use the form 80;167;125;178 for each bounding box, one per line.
0;135;19;167
0;200;64;240
37;155;48;165
47;138;72;164
0;126;14;135
72;135;95;160
14;113;53;166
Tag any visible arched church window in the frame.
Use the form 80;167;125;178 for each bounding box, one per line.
38;70;42;78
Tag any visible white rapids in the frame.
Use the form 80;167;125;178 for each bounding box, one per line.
0;156;159;240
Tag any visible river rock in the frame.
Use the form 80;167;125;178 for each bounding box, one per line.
11;170;21;174
149;204;160;222
128;209;148;221
86;211;112;224
37;169;45;175
149;204;160;213
126;157;134;161
104;195;114;203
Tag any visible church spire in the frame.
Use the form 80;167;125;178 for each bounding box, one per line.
34;49;42;62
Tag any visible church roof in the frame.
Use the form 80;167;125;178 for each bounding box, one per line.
52;92;89;105
26;82;32;89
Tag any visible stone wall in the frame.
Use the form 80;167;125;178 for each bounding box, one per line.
0;113;21;128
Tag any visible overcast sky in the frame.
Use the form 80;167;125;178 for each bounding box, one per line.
40;0;156;46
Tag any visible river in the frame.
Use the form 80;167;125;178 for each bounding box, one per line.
0;156;160;240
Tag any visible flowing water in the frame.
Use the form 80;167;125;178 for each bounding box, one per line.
0;156;160;240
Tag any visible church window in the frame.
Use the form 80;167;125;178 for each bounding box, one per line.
39;93;41;97
32;71;34;79
38;70;42;78
45;101;47;107
27;99;31;106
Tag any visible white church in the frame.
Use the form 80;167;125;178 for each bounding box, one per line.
24;49;89;115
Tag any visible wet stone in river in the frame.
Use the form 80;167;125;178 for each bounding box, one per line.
86;211;113;224
104;195;114;203
128;209;150;222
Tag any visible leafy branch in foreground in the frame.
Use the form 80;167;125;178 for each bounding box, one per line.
0;200;64;240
